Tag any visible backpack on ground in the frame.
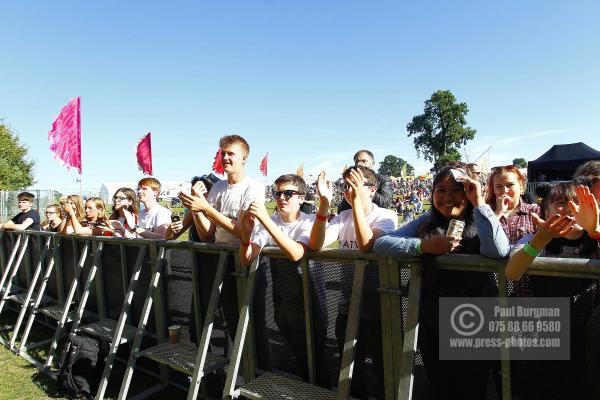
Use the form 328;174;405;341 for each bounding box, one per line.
57;334;106;399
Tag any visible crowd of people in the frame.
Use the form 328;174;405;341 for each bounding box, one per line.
2;134;600;399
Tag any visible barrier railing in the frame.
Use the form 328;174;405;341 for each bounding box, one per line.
0;230;599;400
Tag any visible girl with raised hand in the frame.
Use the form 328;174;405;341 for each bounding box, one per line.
486;165;539;244
58;195;85;234
505;182;597;399
64;197;114;236
109;187;139;238
42;204;63;232
374;165;509;400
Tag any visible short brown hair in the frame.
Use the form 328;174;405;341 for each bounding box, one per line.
17;192;35;202
574;160;600;180
353;150;374;163
138;177;161;194
342;166;378;186
219;135;250;156
274;174;307;195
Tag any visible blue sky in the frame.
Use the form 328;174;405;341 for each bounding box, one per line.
1;0;599;193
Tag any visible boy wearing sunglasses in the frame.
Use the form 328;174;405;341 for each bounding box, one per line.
309;165;397;398
239;174;330;387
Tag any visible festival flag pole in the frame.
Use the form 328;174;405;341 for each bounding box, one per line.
48;96;82;194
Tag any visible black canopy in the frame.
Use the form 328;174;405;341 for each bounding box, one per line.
528;142;600;181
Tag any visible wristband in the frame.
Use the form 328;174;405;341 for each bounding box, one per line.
241;240;251;247
416;240;422;255
522;242;541;257
315;213;327;222
588;231;600;241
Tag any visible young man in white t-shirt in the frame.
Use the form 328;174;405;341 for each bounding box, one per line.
179;135;265;243
133;177;172;239
178;134;267;371
309;165;397;398
239;173;330;387
309;166;397;252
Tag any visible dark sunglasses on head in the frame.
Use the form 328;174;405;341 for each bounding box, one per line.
491;165;519;172
274;190;303;199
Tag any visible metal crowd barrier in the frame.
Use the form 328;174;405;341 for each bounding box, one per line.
0;230;599;400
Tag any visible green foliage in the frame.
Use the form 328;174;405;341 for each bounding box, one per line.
512;157;527;168
0;124;35;189
406;90;476;171
378;155;415;177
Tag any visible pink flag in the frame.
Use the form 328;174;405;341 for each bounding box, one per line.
259;153;268;176
212;148;225;175
136;132;153;175
48;97;82;174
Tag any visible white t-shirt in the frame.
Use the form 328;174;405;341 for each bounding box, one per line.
328;204;397;250
207;176;265;244
139;203;172;232
251;212;314;249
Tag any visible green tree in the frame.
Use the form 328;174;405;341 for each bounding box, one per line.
407;90;476;170
378;155;415;177
512;157;527;168
0;124;35;189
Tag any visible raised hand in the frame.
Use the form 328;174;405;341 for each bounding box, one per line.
240;209;256;236
192;181;208;198
345;167;365;205
179;191;209;212
569;185;600;236
248;201;270;223
459;176;485;208
316;171;333;205
495;194;512;216
531;212;577;239
63;203;75;217
165;220;184;240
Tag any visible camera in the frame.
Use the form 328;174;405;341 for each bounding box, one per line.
340;182;350;192
171;214;181;223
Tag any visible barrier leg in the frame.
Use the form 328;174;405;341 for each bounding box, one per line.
95;245;147;400
69;241;104;335
9;236;52;350
45;242;90;368
397;263;422;400
18;248;57;354
0;235;30;316
220;255;259;398
0;235;22;292
117;246;166;400
336;260;366;400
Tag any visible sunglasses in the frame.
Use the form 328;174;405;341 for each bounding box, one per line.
113;195;128;201
274;190;302;200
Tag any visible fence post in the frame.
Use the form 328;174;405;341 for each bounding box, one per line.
397;262;422;400
336;259;366;400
